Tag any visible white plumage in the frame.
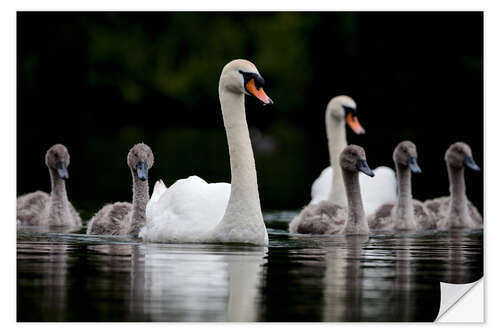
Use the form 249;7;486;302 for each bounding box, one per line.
141;176;230;243
304;95;397;216
140;59;271;246
309;165;397;216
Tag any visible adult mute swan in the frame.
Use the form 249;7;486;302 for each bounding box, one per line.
87;143;154;236
309;96;397;215
289;145;374;235
368;141;436;231
140;59;273;246
17;144;81;227
424;142;482;229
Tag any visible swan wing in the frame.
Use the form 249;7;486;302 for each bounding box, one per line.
290;200;346;235
146;180;166;223
359;166;397;216
16;191;50;225
150;179;167;204
310;165;397;215
141;176;231;243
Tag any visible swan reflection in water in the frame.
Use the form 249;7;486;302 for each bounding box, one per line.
17;226;75;321
17;242;69;321
130;244;267;321
322;235;367;321
320;231;480;322
83;242;266;321
16;225;482;322
321;234;418;321
444;230;481;284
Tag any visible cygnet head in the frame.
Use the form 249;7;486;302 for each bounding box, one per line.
219;59;273;105
127;143;154;181
340;145;375;177
393;140;421;173
326;95;365;134
445;142;480;171
45;144;70;180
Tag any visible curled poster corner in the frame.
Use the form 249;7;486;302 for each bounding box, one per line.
435;278;483;322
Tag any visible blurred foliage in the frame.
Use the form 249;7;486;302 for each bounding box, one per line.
17;12;483;218
84;12;314;113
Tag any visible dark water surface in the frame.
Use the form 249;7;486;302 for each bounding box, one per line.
17;211;483;322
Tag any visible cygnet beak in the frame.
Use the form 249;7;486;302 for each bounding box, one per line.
464;155;480;171
408;156;422;173
56;161;69;180
356;159;375;177
136;160;148;181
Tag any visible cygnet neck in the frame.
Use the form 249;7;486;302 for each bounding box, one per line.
129;169;150;236
446;164;471;227
341;168;368;233
47;167;71;224
394;163;416;229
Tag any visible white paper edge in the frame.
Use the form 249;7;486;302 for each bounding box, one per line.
435;278;484;322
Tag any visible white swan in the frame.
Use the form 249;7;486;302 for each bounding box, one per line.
140;59;273;246
309;96;397;215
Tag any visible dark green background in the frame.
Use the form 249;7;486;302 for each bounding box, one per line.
17;12;483;219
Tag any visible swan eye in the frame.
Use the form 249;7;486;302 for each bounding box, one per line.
239;70;265;89
343;105;356;116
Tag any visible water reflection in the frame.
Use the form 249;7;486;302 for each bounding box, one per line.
226;250;266;321
138;244;266;321
394;237;411;321
445;231;468;284
16;223;482;322
320;235;417;321
17;242;69;321
322;235;367;321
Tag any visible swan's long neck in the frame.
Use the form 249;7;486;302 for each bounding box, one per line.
129;170;149;237
47;168;71;225
446;164;470;227
222;92;260;206
215;89;267;245
394;164;416;229
342;169;369;234
326;114;347;205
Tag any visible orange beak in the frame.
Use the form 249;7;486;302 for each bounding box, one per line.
245;78;273;105
346;113;365;134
